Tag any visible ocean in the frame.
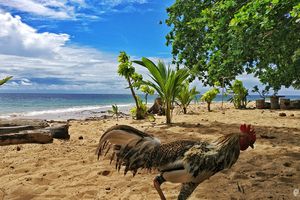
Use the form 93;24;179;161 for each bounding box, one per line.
0;93;299;120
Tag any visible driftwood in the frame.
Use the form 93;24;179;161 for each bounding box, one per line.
148;98;165;115
0;119;48;129
0;125;35;135
0;130;53;146
0;121;69;145
45;124;69;139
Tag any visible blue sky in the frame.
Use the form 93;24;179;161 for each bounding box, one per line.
0;0;299;94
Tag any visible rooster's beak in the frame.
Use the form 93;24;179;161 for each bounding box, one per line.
250;144;254;149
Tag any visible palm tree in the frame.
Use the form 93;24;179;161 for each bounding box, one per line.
134;58;189;124
176;82;199;114
118;52;144;119
108;104;120;121
0;76;12;86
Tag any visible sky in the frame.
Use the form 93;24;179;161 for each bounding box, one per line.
0;0;299;95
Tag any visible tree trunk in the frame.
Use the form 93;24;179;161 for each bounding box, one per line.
166;102;171;124
183;107;187;114
127;78;144;120
207;102;211;112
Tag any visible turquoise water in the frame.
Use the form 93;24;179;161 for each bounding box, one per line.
0;93;299;119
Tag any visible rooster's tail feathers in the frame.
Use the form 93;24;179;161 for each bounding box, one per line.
96;125;161;174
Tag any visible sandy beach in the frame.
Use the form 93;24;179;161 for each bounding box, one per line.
0;102;299;200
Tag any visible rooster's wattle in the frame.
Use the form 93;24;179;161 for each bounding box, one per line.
96;124;256;200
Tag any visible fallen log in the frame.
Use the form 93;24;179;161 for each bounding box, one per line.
0;130;53;146
0;119;48;129
46;124;70;139
0;125;35;135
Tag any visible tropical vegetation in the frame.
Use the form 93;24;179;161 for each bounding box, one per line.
166;0;300;93
201;87;220;112
227;80;249;109
118;51;144;119
134;58;189;124
0;76;12;86
108;104;120;121
176;82;199;114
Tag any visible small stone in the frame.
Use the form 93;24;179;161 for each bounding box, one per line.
283;162;291;167
101;170;110;176
279;113;286;117
105;187;111;191
16;146;21;151
78;136;83;140
285;172;295;177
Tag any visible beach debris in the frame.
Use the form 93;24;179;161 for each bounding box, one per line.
78;136;83;140
0;121;69;146
101;170;110;176
237;182;245;193
0;125;35;135
0;130;53;146
260;134;276;139
45;123;69;139
279;113;286;117
283;162;291;167
0;119;48;129
148;97;165;115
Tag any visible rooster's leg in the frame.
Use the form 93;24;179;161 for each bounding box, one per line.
153;175;166;200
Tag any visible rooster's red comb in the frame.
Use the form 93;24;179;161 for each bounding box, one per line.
240;124;255;135
240;124;256;148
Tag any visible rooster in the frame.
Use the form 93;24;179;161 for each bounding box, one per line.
96;124;256;200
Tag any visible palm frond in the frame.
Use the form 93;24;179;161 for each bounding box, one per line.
0;76;13;86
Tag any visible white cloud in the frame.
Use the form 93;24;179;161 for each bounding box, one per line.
0;0;149;21
100;0;147;7
0;0;74;19
0;12;128;93
0;12;69;58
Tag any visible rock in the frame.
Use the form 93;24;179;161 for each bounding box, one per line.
78;136;83;140
290;114;294;117
148;98;165;115
101;170;110;176
16;146;21;151
105;187;111;191
279;113;286;117
283;162;291;167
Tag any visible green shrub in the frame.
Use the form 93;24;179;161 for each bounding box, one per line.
201;88;219;112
